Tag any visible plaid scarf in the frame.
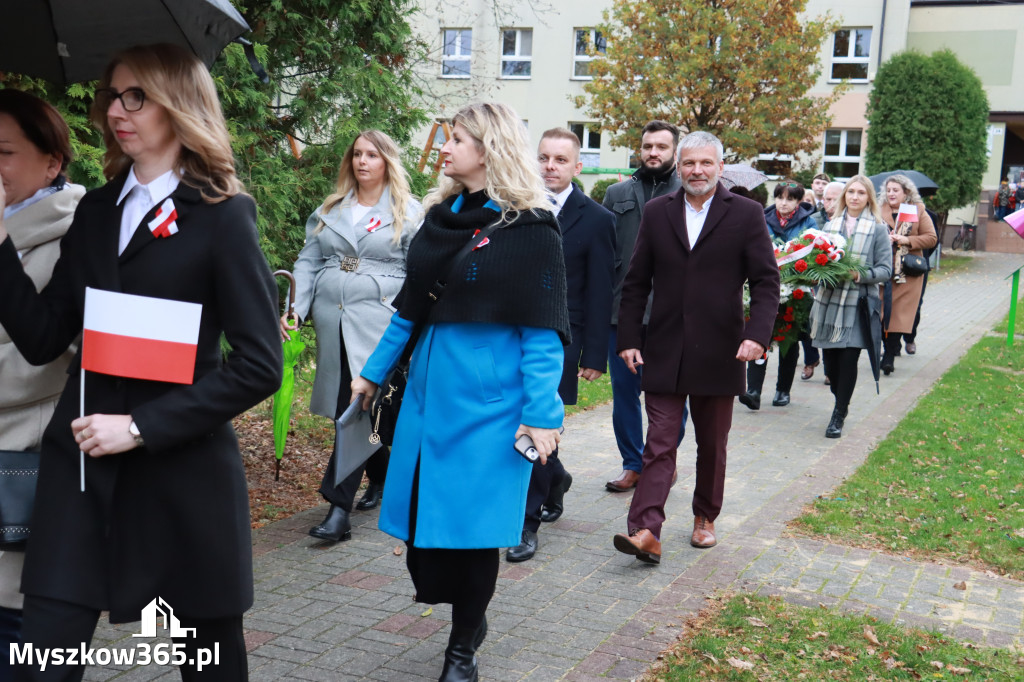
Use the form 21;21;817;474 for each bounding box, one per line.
810;210;877;343
889;211;914;284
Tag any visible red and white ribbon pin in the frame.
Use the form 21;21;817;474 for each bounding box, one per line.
471;229;490;250
147;198;179;238
366;217;383;233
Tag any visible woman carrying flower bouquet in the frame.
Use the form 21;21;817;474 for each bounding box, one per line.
739;180;818;409
879;175;937;375
809;175;892;438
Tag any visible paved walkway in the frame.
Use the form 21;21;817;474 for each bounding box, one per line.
88;252;1024;681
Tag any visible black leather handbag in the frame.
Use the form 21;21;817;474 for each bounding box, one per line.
0;449;40;550
369;217;504;446
902;253;929;277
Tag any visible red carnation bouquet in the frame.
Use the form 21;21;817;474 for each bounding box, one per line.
745;229;865;355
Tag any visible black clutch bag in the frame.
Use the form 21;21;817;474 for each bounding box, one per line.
902;253;929;277
0;449;40;550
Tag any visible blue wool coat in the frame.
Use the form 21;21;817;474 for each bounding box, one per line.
361;314;564;549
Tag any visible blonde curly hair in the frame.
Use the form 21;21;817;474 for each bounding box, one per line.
423;102;549;221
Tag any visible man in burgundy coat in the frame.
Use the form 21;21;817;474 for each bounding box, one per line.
614;131;779;563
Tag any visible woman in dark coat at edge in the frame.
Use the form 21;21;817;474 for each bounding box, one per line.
352;102;568;682
0;44;282;681
739;179;818;410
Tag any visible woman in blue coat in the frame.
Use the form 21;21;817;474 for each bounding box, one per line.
353;102;568;682
738;179;819;410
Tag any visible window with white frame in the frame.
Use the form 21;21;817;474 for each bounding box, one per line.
501;28;532;78
822;129;863;180
569;123;601;167
830;28;871;81
441;28;472;78
572;28;606;79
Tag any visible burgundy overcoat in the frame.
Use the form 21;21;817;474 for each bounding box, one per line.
616;182;780;396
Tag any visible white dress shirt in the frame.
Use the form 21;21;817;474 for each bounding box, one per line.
683;193;713;248
552;184;574;215
116;167;181;255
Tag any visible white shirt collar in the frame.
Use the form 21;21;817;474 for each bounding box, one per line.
684;193;713;215
553;184;574;213
117;166;180;205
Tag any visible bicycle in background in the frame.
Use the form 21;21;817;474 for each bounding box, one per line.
951;222;977;251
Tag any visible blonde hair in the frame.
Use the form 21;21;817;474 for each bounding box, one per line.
837;174;882;222
318;130;416;244
423;102;549;220
880;174;923;207
92;43;243;202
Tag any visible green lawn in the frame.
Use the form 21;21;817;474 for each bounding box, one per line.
792;300;1024;578
930;252;974;279
654;594;1020;680
566;371;613;416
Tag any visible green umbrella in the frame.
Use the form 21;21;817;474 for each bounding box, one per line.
271;271;304;480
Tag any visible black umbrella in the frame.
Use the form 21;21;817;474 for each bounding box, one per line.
868;170;939;197
1;0;250;85
857;294;883;394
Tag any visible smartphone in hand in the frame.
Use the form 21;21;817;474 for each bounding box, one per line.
514;426;565;463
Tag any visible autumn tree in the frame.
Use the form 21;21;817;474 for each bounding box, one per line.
865;49;988;214
574;0;844;162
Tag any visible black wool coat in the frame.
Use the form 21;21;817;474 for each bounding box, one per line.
557;184;616;404
616;183;780;396
0;174;282;622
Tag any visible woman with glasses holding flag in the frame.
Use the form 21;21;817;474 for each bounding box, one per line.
878;174;937;375
0;44;281;681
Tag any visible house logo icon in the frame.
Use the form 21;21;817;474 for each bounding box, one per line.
133;597;196;638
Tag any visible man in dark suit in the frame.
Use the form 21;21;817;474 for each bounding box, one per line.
506;127;615;562
602;121;687;493
613;131;779;563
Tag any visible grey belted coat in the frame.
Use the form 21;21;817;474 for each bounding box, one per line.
292;189;422;417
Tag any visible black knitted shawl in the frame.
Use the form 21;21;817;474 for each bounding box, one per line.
394;190;570;344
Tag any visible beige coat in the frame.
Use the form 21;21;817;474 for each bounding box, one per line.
0;183;83;609
881;202;937;334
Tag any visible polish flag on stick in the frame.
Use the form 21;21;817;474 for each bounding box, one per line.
82;288;202;384
897;203;919;223
78;288;202;491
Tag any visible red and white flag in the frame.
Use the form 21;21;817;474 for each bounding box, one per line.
148;198;179;238
897;203;919;223
365;217;383;233
82;288;202;384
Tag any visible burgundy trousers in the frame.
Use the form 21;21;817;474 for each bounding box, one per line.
627;393;733;539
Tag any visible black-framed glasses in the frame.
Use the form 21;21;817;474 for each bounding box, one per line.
95;87;146;112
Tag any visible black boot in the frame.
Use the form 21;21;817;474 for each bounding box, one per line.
355;481;384;511
540;472;572;522
308;505;351;541
881;354;894;376
771;391;790;407
438;625;480;682
505;530;538;562
825;406;848;439
738;390;760;410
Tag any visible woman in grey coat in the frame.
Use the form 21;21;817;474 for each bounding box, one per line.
809;175;892;439
281;130;422;541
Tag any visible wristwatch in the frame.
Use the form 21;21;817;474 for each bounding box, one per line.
128;420;145;447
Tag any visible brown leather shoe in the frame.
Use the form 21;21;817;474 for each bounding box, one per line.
613;528;661;564
801;360;819;381
606;469;640;492
690;516;717;548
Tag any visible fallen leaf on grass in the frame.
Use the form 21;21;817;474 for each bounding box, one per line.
808;631;829;641
726;657;754;670
746;617;769;628
883;657;897;671
947;665;971;675
931;661;944;669
953;581;967;590
863;625;880;645
740;646;752;654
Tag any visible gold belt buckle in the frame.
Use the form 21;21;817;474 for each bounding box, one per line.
340;256;360;272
